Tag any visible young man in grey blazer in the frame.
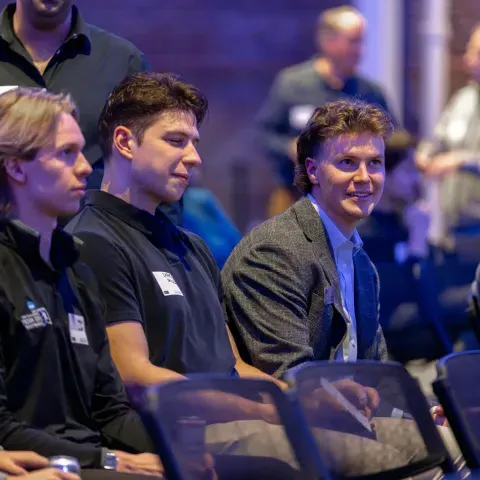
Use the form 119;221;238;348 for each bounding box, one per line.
222;100;460;467
223;99;391;380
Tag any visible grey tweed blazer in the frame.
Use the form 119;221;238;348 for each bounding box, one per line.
221;196;387;379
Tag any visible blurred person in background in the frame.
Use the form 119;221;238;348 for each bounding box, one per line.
258;5;401;217
358;131;430;263
416;23;480;254
182;169;241;269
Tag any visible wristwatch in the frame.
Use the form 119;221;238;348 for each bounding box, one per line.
101;449;118;470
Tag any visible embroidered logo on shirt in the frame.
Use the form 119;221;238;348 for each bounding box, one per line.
20;301;52;330
152;272;184;296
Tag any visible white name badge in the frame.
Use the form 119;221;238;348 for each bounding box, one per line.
289;105;316;130
153;272;184;297
69;313;89;346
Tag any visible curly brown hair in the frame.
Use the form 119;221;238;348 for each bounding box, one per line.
294;99;393;194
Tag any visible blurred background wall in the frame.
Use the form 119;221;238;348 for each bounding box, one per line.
1;0;479;232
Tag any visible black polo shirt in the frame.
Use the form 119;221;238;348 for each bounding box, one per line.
65;191;236;375
0;3;149;188
0;220;153;467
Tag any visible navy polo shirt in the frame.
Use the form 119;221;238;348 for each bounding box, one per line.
65;191;236;375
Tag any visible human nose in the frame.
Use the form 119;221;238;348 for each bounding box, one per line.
354;162;370;183
75;152;92;178
183;143;202;167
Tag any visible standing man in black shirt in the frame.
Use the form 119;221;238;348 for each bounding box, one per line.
66;72;284;388
0;0;149;192
0;86;163;475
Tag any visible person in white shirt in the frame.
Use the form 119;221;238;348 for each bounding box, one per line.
416;24;480;252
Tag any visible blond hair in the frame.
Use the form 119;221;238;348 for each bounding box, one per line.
0;87;78;216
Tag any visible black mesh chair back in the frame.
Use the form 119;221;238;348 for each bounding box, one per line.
433;351;480;471
469;271;480;345
468;295;480;346
285;360;455;480
128;376;329;480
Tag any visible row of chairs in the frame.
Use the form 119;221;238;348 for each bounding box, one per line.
126;353;480;480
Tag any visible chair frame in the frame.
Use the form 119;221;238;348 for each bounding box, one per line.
433;351;480;471
129;375;331;480
286;360;455;480
468;294;480;345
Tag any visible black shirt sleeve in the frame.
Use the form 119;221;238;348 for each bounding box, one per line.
71;262;154;453
91;328;155;454
0;295;103;468
76;233;143;326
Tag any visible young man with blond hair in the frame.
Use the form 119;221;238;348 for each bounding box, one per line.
0;86;162;475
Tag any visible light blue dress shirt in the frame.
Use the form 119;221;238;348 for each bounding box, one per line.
308;194;363;361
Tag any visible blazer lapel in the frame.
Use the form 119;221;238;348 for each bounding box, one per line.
293;197;349;326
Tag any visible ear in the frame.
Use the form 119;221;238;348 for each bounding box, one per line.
3;157;26;184
112;126;135;160
305;157;319;185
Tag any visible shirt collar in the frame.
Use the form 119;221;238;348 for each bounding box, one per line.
0;4;91;52
0;217;82;270
84;190;191;246
307;193;363;253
